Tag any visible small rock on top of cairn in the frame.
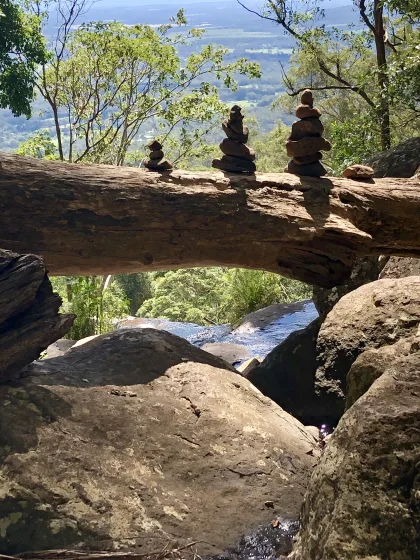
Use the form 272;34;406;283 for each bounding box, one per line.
285;90;331;177
144;139;173;171
212;105;256;173
343;164;374;180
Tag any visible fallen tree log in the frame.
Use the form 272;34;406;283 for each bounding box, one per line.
0;249;74;382
0;153;419;287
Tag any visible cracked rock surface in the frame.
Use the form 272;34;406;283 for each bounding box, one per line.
0;329;317;555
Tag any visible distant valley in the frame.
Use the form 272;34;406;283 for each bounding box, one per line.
0;0;360;151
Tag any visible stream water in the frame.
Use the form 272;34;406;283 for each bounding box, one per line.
118;299;318;362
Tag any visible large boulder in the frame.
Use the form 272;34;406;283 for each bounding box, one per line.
289;337;420;560
0;329;317;555
247;319;335;425
367;136;420;178
312;256;383;318
380;256;420;279
315;276;420;421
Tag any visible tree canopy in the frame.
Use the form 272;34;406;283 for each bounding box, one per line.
0;0;47;116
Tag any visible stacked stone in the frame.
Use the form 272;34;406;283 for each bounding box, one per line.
143;140;173;171
285;90;331;177
212;105;256;173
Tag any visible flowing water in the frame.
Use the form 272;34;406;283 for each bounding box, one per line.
118;300;318;363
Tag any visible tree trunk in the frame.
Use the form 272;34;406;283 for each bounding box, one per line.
373;0;391;150
0;249;74;383
0;154;419;288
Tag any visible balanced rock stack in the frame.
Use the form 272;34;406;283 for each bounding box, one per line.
285;90;331;177
212;105;256;173
143;139;173;171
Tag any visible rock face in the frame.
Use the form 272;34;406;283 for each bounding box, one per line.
248;319;336;425
0;329;317;555
0;249;74;382
312;256;384;317
315;276;420;420
289;338;420;560
212;106;256;173
285;90;331;177
367;136;420;177
380;256;420;279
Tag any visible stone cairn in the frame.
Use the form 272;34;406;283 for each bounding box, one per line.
212;105;256;173
143;139;173;171
285;89;331;177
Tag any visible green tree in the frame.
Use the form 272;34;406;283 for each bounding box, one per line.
222;269;311;324
138;267;311;325
252;121;290;172
16;129;57;158
138;268;227;324
0;0;47;116
239;0;420;152
51;276;129;340
32;1;260;164
115;273;152;316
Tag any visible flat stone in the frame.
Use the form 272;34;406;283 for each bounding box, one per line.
286;137;331;158
146;140;162;151
286;160;327;177
343;164;374;179
290;118;324;141
300;90;314;106
213;155;256;173
293;152;322;165
149;149;164;160
222;120;249;143
228;119;245;134
296;105;321;119
144;157;173;170
220;138;255;161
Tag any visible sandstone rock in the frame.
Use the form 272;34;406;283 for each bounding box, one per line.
342;163;374;180
147;139;162;151
144;139;173;171
315;276;420;421
144;157;173;170
236;357;260;376
293;152;322;165
222;120;249;143
300;90;313;106
0;329;317;555
367;136;420;178
286;137;331;158
345;337;413;409
295;105;321;119
200;342;251;365
213;155;256;173
248;319;337;425
219;138;255;161
304;426;320;441
380;256;420;279
213;106;256;174
312;256;383;317
289;119;324;141
286;160;327;177
45;338;76;358
149;149;164;160
289;341;420;560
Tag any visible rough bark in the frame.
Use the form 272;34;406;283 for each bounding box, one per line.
0;249;74;383
0;153;419;287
